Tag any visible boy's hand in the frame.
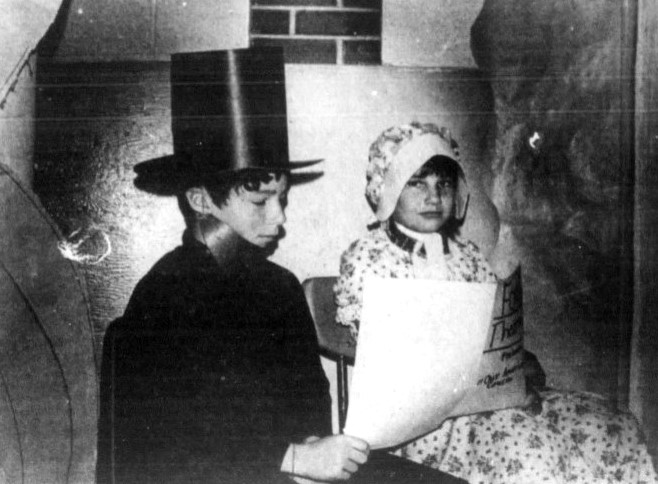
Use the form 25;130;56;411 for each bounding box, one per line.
294;434;370;481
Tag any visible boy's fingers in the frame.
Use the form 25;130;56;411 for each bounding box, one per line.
343;460;359;474
339;470;351;480
349;449;368;465
344;435;370;453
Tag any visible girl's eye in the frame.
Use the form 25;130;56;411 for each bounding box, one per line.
437;180;455;191
406;179;424;188
252;200;267;207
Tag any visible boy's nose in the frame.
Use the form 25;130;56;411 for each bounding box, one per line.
269;201;286;226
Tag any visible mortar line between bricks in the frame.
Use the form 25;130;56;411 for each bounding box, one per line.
252;6;380;12
251;34;380;40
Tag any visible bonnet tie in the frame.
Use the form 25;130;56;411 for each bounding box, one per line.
395;222;449;280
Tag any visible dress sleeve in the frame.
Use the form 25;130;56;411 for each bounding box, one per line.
333;238;386;339
460;239;498;283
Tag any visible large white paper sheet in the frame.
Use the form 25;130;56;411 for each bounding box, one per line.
448;265;525;417
344;277;496;449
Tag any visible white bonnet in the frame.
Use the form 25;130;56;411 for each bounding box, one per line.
365;122;468;222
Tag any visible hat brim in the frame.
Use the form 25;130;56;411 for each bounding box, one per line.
134;155;323;196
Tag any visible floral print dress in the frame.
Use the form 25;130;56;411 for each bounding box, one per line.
333;223;657;484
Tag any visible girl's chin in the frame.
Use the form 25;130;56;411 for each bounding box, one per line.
406;224;444;234
415;219;447;232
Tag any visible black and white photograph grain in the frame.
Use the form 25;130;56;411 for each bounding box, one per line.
1;1;657;483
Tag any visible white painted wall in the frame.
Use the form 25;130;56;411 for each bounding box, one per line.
274;64;497;282
129;64;497;286
382;0;484;67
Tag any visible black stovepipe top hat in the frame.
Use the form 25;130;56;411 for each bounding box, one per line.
134;46;322;195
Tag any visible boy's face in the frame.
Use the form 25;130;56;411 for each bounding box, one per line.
211;174;289;248
391;169;455;233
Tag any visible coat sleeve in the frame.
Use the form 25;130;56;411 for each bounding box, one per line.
277;275;333;441
209;273;333;482
96;267;332;484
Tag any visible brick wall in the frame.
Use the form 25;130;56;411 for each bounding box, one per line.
250;0;382;64
46;0;382;63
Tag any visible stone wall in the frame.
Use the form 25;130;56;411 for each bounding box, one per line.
471;0;631;400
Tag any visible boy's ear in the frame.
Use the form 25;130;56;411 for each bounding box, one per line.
185;187;213;215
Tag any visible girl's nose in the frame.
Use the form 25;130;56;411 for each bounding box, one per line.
425;186;441;204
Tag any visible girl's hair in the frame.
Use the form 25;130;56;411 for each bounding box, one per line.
178;169;285;227
415;155;461;184
415;155;463;239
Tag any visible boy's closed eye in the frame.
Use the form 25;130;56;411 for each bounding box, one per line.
251;195;288;208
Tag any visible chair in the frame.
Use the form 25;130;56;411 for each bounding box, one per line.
302;276;353;432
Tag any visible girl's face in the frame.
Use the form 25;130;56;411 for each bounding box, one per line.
391;165;456;233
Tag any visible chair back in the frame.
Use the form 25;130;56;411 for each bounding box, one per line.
302;277;355;361
302;277;353;431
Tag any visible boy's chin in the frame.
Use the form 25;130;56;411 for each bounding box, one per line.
259;239;280;257
246;236;283;256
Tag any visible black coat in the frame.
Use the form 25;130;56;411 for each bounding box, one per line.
97;233;332;483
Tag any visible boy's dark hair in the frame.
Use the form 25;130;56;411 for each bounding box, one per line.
421;155;463;239
177;169;285;227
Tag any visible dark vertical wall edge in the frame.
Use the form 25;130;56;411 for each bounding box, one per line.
632;0;658;461
616;0;638;410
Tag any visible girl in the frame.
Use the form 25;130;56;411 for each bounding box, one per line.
334;122;657;483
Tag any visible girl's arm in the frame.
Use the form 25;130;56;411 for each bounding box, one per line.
334;238;392;339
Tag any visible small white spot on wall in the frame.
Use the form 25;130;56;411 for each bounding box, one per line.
528;131;543;151
58;226;112;265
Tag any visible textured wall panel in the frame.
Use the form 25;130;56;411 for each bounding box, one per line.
0;164;97;484
53;0;154;61
35;62;178;345
470;0;629;402
154;0;250;58
0;55;36;187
